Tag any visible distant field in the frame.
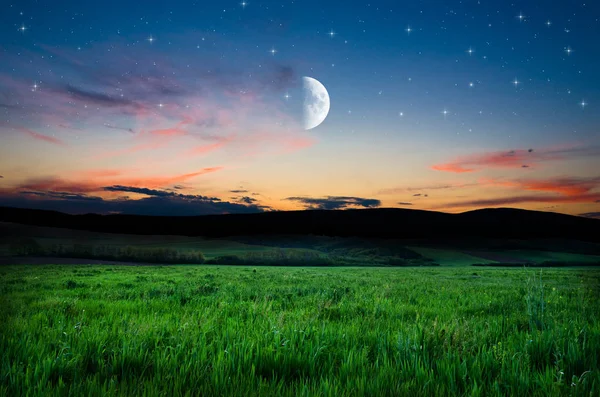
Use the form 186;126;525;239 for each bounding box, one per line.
1;265;599;396
407;247;497;266
2;222;600;266
408;246;600;266
463;249;600;264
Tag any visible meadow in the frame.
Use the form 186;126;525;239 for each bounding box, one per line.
1;265;599;396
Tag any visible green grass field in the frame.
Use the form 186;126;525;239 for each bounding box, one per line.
1;265;599;396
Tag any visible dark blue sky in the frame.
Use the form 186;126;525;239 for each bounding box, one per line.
1;0;599;216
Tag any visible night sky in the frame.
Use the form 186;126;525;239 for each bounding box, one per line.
1;0;599;217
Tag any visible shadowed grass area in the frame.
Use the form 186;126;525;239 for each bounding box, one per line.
408;246;496;266
5;239;439;267
1;265;599;396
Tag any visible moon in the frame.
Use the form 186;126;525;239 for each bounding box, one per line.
303;76;330;130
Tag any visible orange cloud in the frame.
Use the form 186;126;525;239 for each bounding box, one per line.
14;167;224;194
437;193;600;209
435;175;600;210
120;167;224;188
431;164;475;173
481;176;600;196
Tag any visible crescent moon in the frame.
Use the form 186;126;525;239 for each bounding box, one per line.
303;76;330;130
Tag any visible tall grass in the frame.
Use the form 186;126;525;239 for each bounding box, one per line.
0;265;598;396
206;250;439;267
525;269;545;331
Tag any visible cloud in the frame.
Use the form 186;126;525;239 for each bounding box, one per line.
20;191;103;201
17;127;67;146
60;84;142;108
79;169;128;178
0;166;246;216
230;189;249;193
482;176;600;196
236;196;257;204
103;185;220;201
58;124;83;131
94;140;170;160
432;145;600;173
432;163;475;173
397;202;413;206
0;175;3;179
579;212;600;219
186;140;230;156
104;123;135;133
148;117;192;137
378;183;474;195
14;167;224;194
0;193;265;216
438;193;600;209
1;46;311;169
259;65;295;91
285;196;381;210
433;175;600;210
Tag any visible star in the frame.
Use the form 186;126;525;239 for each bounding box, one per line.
442;109;449;118
283;92;291;100
399;112;404;117
19;24;27;32
469;82;474;87
546;20;552;27
240;1;248;8
513;78;520;87
269;47;277;55
517;12;525;22
467;47;474;56
31;82;39;92
405;26;412;35
580;100;587;109
565;46;573;55
328;30;336;38
148;35;155;43
158;103;164;108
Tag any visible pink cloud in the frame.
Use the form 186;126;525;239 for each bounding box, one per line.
432;145;600;173
17;127;67;146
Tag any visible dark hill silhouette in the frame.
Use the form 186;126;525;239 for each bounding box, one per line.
0;206;598;242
